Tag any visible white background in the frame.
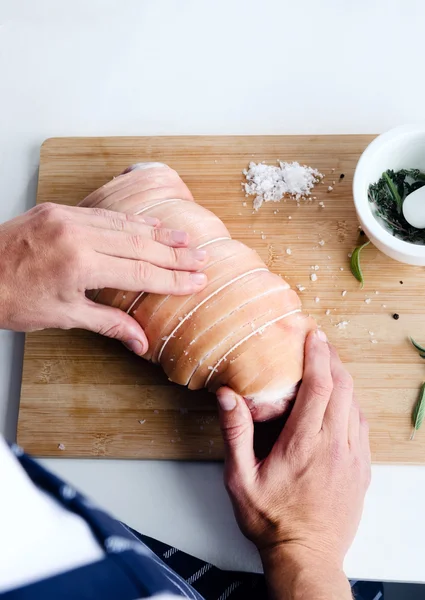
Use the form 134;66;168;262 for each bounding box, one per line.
1;0;425;583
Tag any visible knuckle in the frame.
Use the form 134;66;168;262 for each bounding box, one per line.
329;439;345;463
307;375;333;400
97;320;123;339
170;269;186;290
221;422;249;446
134;260;151;283
130;234;147;254
334;371;354;393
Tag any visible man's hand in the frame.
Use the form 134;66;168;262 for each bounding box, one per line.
0;203;208;355
217;330;371;599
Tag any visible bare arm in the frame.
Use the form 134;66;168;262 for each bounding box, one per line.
217;330;370;600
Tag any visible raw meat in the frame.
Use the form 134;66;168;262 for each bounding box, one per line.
80;163;316;421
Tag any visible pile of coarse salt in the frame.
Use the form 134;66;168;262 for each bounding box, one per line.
243;161;323;211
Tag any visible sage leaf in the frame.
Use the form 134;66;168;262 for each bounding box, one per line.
411;382;425;440
410;337;425;356
350;241;370;288
383;171;403;214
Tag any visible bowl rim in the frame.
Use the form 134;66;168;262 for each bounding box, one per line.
353;124;425;258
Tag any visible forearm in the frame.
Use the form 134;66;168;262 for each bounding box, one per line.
261;546;352;600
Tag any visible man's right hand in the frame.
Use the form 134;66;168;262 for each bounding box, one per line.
0;203;208;355
217;330;371;599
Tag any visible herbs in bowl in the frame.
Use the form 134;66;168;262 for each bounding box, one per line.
368;169;425;244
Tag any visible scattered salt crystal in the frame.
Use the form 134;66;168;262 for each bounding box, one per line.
319;240;325;246
327;186;334;192
314;265;319;271
336;321;349;329
314;297;320;303
375;291;379;295
369;331;374;336
382;304;387;308
319;201;325;208
325;309;331;316
288;215;292;219
243;161;323;210
365;298;371;304
58;444;65;451
261;234;266;240
273;210;277;214
371;339;378;344
342;290;347;297
310;273;318;282
296;284;306;292
340;267;344;271
242;201;247;207
286;248;292;255
138;419;146;425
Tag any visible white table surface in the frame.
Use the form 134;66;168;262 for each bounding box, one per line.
1;0;425;584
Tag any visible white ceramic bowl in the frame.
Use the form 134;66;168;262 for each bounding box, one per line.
353;125;425;265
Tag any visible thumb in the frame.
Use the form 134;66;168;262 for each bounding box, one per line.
217;387;256;479
76;301;148;356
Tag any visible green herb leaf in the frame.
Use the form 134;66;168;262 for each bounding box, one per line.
383;171;403;214
411;382;425;440
410;337;425;356
350;241;370;288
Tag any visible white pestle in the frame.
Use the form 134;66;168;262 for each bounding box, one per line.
403;186;425;229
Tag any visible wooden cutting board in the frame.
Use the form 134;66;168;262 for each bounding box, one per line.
17;135;425;462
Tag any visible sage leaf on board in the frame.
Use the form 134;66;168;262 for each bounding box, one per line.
350;241;370;288
410;337;425;359
411;382;425;440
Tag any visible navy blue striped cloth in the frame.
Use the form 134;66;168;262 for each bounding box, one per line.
2;444;384;600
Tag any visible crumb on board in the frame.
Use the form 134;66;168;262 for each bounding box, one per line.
314;297;320;303
319;240;325;246
365;298;371;304
327;186;334;192
371;339;378;344
336;321;349;329
286;248;292;255
342;290;347;297
368;331;374;336
242;201;247;207
325;309;331;316
340;267;344;271
296;284;306;292
318;201;325;208
58;444;65;451
138;419;146;425
310;273;318;282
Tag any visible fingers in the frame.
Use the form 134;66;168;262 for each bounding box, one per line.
323;345;354;441
359;408;371;464
90;254;207;295
74;300;149;355
284;330;333;437
217;387;257;484
347;399;360;445
90;229;207;271
46;204;163;231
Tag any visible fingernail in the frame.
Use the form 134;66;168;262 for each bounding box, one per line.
190;272;207;286
217;390;237;411
171;230;188;244
316;329;327;342
123;339;145;355
143;216;160;226
192;249;207;261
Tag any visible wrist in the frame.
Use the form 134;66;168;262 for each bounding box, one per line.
260;544;349;600
260;542;344;580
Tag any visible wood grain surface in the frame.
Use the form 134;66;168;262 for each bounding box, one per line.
17;135;425;462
